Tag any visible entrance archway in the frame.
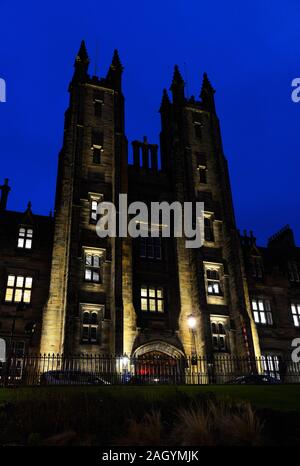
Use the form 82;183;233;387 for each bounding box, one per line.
132;340;185;358
131;341;186;383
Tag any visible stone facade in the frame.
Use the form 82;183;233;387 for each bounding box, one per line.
0;42;299;362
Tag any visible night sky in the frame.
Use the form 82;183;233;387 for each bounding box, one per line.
0;0;299;245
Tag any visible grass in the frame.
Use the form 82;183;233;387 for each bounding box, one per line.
0;384;299;412
0;385;300;445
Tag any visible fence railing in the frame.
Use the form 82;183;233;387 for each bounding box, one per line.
0;354;299;386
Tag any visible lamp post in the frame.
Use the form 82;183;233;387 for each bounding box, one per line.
187;314;198;365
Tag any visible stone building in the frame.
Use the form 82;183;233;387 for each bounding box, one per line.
0;41;299;365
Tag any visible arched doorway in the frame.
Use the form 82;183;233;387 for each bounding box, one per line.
131;341;186;384
133;340;185;358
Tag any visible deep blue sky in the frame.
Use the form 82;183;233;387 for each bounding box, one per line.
0;0;299;245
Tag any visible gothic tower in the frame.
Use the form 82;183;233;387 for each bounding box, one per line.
40;42;127;354
159;68;261;359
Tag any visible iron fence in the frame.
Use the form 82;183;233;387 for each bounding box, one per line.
0;353;299;386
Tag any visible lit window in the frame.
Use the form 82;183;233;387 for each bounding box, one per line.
204;217;214;242
211;322;227;352
251;256;263;278
91;200;99;222
261;355;280;380
5;275;32;303
251;299;273;325
81;310;99;344
206;269;222;295
17;227;33;249
84;254;101;282
291;303;300;327
140;286;164;313
288;262;300;282
140;237;162;259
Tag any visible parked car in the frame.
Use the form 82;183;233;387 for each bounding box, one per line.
40;370;110;385
229;374;281;385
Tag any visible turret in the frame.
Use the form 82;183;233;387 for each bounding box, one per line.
72;40;89;82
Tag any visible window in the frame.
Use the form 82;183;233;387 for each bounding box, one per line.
81;310;99;344
194;123;202;139
251;299;273;325
251;256;263;278
211;322;227;351
93;148;101;164
140;237;162;259
204;217;214;242
291;303;300;327
17;227;33;249
5;275;32;303
196;153;206;167
91;130;103;149
140;286;164;313
199;166;207;184
196;154;207;184
288;262;300;282
12;341;25;357
84;254;101;282
261;355;280;380
193;114;203;139
91;200;98;222
206;269;222;295
94;101;102;118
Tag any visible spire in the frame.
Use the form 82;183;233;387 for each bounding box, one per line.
111;49;123;71
159;88;171;112
200;72;216;112
170;65;185;104
76;40;89;63
106;49;123;90
0;178;11;211
73;40;89;82
26;201;32;213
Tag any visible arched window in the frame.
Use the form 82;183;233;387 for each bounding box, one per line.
81;309;100;344
206;268;222;295
211;321;227;352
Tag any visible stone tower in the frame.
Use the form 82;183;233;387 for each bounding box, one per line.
40;42;127;354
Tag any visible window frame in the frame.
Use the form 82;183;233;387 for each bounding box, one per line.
291;303;300;327
211;321;227;352
288;262;300;283
84;253;102;283
206;269;222;295
5;274;33;304
140;236;162;260
17;226;33;250
140;285;164;313
204;216;214;243
251;298;273;325
80;308;100;345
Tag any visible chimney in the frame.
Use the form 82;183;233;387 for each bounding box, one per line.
0;178;11;211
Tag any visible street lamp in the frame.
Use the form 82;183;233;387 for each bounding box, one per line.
187;314;198;365
187;315;196;330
